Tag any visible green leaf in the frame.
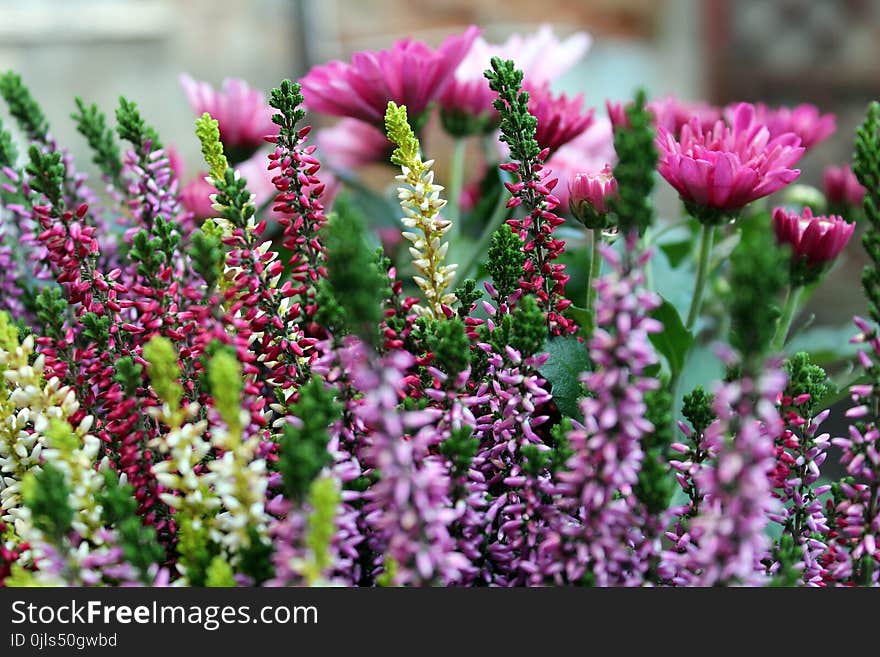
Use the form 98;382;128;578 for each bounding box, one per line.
649;297;693;377
538;335;590;419
651;245;693;319
567;305;594;340
710;231;742;270
658;239;691;269
786;324;860;366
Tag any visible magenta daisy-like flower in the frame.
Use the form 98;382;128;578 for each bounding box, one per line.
771;206;854;270
314;118;391;171
726;102;836;150
439;25;590;135
179;74;278;153
527;83;594;154
824;164;866;210
656;103;805;221
300;26;479;127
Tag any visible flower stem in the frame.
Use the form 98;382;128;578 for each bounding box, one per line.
772;284;803;352
446;138;467;238
451;175;509;287
586;229;602;313
685;223;716;330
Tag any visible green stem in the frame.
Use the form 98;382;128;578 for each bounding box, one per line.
586;229;602;313
451;179;508;287
772;284;803;352
685;223;716;330
446;138;467;238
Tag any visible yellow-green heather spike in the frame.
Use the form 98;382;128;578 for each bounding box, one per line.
384;101;420;170
384;102;458;317
195;112;228;181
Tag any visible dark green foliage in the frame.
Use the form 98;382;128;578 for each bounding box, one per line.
727;229;787;362
439;427;479;480
177;515;216;587
681;386;715;435
784;352;831;418
25;145;65;209
854;101;880;325
484;57;540;164
238;527;274;586
278;376;339;501
34;287;67;341
189;228;224;293
313;279;348;337
113;356;143;396
648;298;693;379
548;417;574;473
72;98;122;182
636;386;676;515
23;462;72;543
453;279;481;318
322;198;385;345
509;294;545;358
768;533;802;587
521;444;551;477
486;224;526;301
609;89;657;235
537;336;590;419
212;168;255;229
129;230;165;281
80;312;110;350
0;117;17;169
0;72;49;141
426;317;471;380
269;79;306;146
97;469;164;581
115;97;162;150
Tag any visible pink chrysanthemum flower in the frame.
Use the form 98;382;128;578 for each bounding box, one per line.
179;74;279;152
726;102;836;150
314;118;391;171
656;103;805;221
439;25;590;134
772;206;854;269
607;97;720;135
824;164;866;210
649;96;722;136
300;26;479;127
527;83;594;154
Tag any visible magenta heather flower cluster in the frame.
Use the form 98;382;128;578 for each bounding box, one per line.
0;22;877;589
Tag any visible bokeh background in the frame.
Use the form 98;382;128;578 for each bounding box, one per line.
0;0;877;355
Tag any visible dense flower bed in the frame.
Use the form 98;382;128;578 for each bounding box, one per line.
0;25;878;587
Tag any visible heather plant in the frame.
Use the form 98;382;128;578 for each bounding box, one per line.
0;23;877;588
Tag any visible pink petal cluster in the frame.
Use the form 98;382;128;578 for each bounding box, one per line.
823;164;866;209
314;118;391;171
607;97;720;135
439;25;590;122
179;74;279;151
568;163;618;217
527;83;594;154
545;118;616;209
300;26;479;126
771;206;854;268
656;103;805;216
684;364;787;586
730;102;836;150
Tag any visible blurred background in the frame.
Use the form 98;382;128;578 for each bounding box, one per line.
0;0;878;349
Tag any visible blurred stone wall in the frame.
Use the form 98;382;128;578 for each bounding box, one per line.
0;0;298;180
